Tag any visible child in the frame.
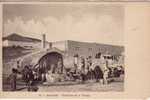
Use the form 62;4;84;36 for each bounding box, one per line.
9;68;17;91
103;68;109;85
46;70;55;83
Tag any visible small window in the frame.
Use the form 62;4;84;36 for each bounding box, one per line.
75;47;80;51
88;48;92;51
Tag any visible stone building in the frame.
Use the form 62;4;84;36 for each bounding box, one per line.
18;39;124;72
52;40;124;60
3;33;49;49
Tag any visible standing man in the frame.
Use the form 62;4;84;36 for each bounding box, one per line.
9;68;17;91
73;54;79;74
85;58;90;80
57;58;64;82
23;65;34;91
79;56;86;83
57;58;63;74
100;56;109;85
89;58;95;82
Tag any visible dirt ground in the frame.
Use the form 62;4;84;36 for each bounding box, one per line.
3;76;124;92
38;81;124;92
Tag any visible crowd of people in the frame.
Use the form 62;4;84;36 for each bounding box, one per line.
8;53;124;91
66;55;111;84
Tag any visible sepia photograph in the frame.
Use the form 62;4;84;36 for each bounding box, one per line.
2;4;125;92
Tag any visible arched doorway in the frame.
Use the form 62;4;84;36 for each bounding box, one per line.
38;52;63;74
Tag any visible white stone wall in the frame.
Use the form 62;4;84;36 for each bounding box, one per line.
3;40;9;47
67;40;124;59
52;41;67;51
51;40;124;59
3;40;42;49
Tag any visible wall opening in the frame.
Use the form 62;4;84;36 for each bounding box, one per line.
38;52;63;74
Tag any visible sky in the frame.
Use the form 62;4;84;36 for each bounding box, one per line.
3;4;124;46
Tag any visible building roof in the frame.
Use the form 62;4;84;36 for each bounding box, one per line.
3;33;41;42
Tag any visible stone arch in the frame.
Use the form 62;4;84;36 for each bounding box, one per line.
38;51;63;73
20;48;65;70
